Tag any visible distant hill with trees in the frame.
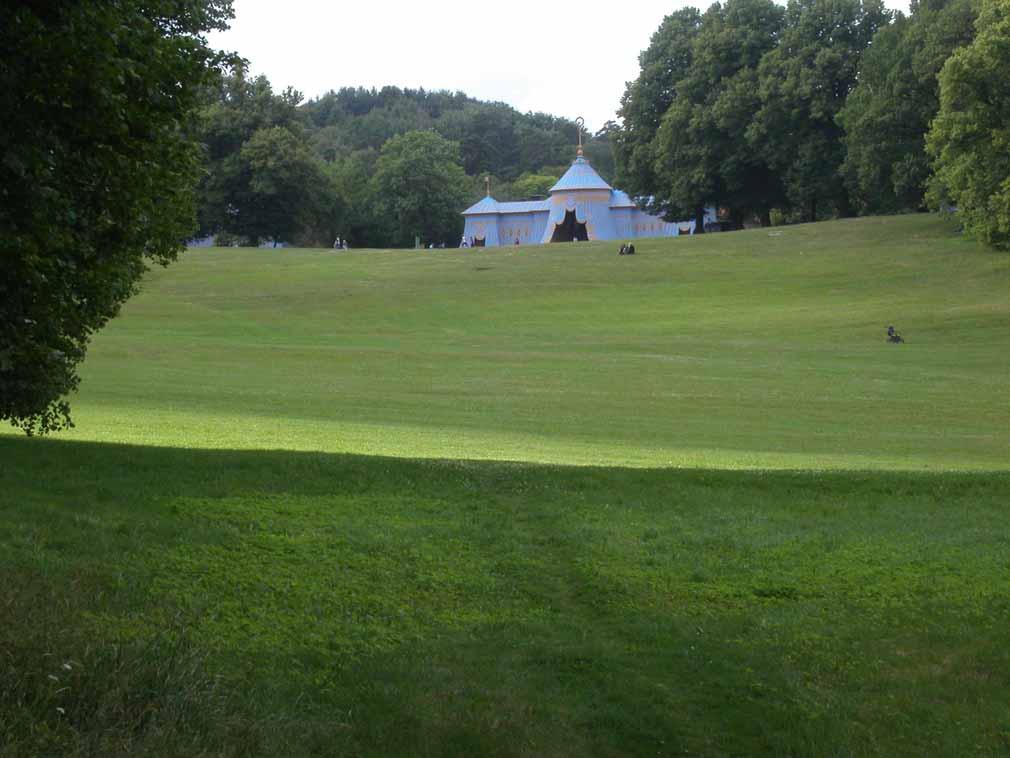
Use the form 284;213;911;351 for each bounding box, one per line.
193;0;1010;251
195;80;615;248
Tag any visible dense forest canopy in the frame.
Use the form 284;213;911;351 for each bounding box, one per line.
614;0;1009;247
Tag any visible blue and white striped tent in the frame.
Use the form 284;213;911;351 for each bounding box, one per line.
462;150;714;247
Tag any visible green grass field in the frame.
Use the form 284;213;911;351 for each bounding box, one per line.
3;215;1010;756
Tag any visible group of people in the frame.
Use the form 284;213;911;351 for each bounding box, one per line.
332;236;350;250
618;243;636;255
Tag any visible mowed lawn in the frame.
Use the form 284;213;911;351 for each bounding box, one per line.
3;214;1010;756
16;212;1010;470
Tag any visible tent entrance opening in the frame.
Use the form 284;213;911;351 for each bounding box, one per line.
550;210;589;242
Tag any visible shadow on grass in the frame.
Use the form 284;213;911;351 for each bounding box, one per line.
2;436;1010;757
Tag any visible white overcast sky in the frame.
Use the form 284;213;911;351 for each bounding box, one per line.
209;0;912;134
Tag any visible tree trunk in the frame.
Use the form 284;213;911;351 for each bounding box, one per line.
694;207;706;234
759;209;772;227
836;190;855;218
809;197;818;223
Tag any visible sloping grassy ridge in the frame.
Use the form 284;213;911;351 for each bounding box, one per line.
2;215;1009;756
7;213;1007;471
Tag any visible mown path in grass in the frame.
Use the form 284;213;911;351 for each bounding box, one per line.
3;438;1009;756
5;214;1008;470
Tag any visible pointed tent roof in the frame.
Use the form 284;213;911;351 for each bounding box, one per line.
550;156;612;193
462;195;500;215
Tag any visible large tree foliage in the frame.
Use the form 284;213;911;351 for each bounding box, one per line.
0;0;233;433
613;0;989;234
927;0;1010;248
196;73;303;236
195;72;343;246
232;127;340;245
651;0;786;227
614;8;703;197
372;131;469;248
752;0;890;221
328;149;392;246
839;0;977;214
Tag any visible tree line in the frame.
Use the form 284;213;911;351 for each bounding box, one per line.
194;79;616;248
614;0;1010;249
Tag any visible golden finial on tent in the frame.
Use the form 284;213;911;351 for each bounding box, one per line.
575;117;585;157
485;175;491;196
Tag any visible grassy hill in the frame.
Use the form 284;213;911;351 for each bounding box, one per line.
13;213;1010;470
3;215;1010;756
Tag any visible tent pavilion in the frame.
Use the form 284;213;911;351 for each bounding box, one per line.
461;127;715;248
